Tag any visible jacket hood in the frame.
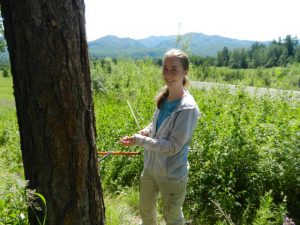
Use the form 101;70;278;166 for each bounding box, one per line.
175;90;200;115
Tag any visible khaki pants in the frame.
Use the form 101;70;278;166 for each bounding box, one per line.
139;169;188;225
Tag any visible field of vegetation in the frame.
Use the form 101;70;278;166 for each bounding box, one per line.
1;59;300;224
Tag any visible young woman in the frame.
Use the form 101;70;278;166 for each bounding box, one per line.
121;49;200;225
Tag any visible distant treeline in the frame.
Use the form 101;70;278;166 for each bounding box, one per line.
190;35;300;69
1;34;299;70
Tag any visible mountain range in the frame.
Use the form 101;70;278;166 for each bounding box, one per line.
0;32;264;63
88;32;261;59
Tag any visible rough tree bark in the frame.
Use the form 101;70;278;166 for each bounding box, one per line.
0;0;105;224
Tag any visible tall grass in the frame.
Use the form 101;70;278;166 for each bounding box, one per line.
104;188;140;225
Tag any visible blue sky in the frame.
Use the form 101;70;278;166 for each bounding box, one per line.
85;0;300;42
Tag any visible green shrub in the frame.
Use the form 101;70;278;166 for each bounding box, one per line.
253;191;286;225
2;68;10;78
185;88;300;224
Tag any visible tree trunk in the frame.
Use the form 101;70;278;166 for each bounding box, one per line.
0;1;105;224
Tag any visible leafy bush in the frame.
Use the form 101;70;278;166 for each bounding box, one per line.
185;87;300;224
252;191;286;225
0;178;28;225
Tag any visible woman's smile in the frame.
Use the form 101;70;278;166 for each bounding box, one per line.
165;79;175;85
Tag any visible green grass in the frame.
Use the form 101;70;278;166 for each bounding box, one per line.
0;75;13;99
104;187;166;225
0;75;15;110
0;74;27;224
104;188;140;225
0;102;26;224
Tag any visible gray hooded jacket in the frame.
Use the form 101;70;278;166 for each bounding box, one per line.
134;90;200;181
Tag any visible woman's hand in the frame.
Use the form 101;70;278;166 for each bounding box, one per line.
139;129;149;137
120;135;136;146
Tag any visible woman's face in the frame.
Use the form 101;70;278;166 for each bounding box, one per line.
162;56;188;88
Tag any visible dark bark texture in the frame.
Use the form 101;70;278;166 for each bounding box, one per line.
0;0;105;224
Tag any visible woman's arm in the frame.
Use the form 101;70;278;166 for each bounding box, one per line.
134;109;199;156
120;123;153;146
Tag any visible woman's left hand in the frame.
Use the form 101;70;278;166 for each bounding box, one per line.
120;136;136;146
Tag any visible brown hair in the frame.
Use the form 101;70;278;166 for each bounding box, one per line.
156;49;190;108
